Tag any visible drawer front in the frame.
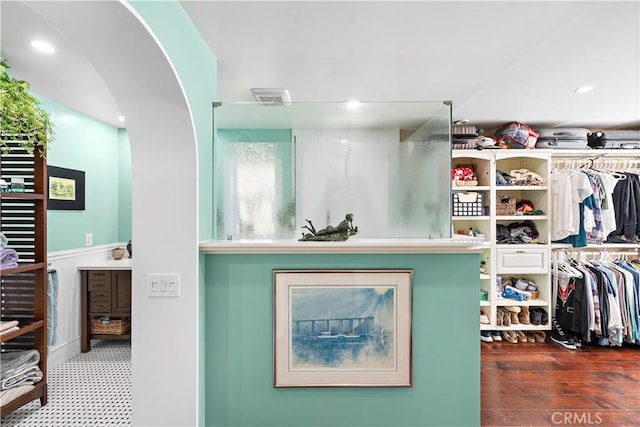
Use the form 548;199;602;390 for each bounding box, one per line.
497;248;548;273
88;281;110;292
89;271;111;280
89;300;111;313
89;290;111;303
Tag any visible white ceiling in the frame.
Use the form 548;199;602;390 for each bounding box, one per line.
2;1;639;131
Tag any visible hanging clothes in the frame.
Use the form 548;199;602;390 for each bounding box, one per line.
551;252;640;347
609;172;640;242
551;163;640;247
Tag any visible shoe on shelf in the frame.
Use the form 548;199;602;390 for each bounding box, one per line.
519;306;531;324
514;330;528;343
498;308;511;326
505;306;520;325
480;313;490;324
496;309;504;327
501;330;518;344
539;308;549;324
481;331;493;343
491;331;502;342
524;331;536;343
534;331;546;343
530;308;542;325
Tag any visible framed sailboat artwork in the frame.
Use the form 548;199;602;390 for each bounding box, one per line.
273;270;412;387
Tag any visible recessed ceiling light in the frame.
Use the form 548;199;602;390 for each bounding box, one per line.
453;119;469;125
339;138;348;144
346;100;361;110
118;116;125;122
574;85;595;94
31;40;55;54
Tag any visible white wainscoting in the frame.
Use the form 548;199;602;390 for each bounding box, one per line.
47;243;128;370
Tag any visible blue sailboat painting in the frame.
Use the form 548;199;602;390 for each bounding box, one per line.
290;286;395;371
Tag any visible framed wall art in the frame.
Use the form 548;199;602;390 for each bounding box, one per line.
47;165;85;210
273;269;412;387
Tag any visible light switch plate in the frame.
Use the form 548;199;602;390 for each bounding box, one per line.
147;273;180;297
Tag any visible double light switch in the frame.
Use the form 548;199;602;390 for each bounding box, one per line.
148;274;180;297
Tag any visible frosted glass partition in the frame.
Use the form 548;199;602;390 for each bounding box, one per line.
213;102;451;240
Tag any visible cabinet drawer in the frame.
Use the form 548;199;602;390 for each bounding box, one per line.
497;247;548;273
89;271;111;280
88;291;111;302
89;300;111;313
88;281;110;291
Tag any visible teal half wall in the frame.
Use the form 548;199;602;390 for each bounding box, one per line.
205;253;480;427
41;97;131;252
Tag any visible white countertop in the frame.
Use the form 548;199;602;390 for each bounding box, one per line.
77;258;133;270
199;236;490;254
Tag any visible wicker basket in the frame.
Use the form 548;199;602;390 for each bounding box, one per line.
92;317;130;335
496;196;516;216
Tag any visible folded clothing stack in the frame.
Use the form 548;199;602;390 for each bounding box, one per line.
0;349;43;392
1;232;19;269
0;320;19;336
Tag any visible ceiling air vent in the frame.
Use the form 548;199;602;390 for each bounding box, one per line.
250;88;291;105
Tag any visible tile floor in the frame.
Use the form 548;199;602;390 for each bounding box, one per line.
1;341;131;427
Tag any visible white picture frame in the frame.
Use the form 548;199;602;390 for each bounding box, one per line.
273;269;412;387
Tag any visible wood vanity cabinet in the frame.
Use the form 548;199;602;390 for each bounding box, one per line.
80;269;132;352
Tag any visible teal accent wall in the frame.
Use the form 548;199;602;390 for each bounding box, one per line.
129;2;217;425
118;128;132;243
205;253;480;427
130;0;217;242
41;97;130;252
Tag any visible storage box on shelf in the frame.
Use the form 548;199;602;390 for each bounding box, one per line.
453;149;552;332
1;141;48;415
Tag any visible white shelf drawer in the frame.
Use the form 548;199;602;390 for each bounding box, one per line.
496;247;548;273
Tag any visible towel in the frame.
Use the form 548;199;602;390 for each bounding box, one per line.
48;269;59;346
0;384;35;406
0;326;19;336
1;248;18;269
0;320;19;332
0;232;7;250
0;350;40;380
1;365;43;390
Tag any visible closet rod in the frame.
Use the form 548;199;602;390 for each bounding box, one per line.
552;157;640;170
553;247;639;260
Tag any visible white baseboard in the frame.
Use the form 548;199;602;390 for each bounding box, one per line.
48;337;81;371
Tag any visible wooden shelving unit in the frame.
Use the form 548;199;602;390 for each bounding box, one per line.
1;141;48;415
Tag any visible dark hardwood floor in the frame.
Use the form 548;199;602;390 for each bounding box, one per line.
481;337;640;426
